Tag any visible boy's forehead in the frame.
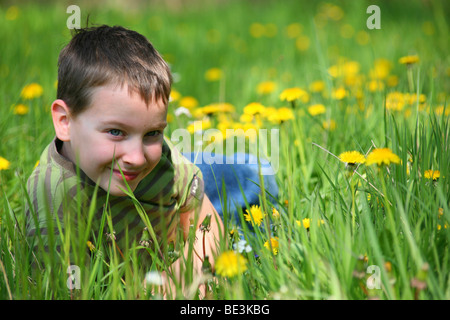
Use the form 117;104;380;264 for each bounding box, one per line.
88;84;168;111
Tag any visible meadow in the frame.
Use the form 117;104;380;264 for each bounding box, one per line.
0;0;449;300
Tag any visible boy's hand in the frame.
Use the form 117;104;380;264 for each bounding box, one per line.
168;194;223;298
179;194;223;263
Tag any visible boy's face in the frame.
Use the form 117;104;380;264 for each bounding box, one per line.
61;85;168;196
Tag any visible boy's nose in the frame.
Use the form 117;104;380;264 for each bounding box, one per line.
122;141;147;168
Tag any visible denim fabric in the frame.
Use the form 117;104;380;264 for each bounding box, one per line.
182;152;279;223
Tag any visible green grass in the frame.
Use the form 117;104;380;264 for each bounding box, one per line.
0;0;449;300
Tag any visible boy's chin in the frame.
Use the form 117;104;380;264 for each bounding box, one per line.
103;183;137;197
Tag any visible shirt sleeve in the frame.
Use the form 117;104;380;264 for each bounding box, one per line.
163;137;205;214
179;169;204;214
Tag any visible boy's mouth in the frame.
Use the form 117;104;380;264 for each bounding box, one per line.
112;168;140;181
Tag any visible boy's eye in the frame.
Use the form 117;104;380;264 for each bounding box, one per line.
108;129;123;137
146;130;161;137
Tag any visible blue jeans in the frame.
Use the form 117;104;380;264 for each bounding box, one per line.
183;153;279;224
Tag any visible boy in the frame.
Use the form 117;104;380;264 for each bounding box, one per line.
25;25;223;296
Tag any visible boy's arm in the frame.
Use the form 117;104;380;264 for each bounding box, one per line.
179;193;224;271
160;194;223;298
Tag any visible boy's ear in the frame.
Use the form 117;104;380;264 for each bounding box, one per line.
51;99;72;142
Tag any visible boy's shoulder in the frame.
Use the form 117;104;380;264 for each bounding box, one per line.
25;138;94;245
26;138;91;217
28;137;89;189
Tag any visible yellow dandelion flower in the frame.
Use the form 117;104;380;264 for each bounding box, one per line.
309;80;325;93
242;123;259;142
264;237;279;255
386;92;405;111
187;119;212;134
215;251;248;277
399;55;419;65
338;151;366;165
302;218;311;229
322;119;337;131
244;205;265;227
179;96;199;109
370;59;392;80
0;156;11;170
438;223;448;231
13;104;29;115
272;207;280;218
356;30;370;45
422;21;435;36
344;74;363;87
169;89;181;102
424;170;440;180
332;87;348;100
340;24;355;39
295;35;310;51
21;83;43;100
307;104;326;116
277;107;295;121
267;107;294;124
328;60;360;79
243;102;266;115
438;208;444;219
216;113;232;126
279;87;309;103
6;6;20;21
324;3;344;21
365;148;401;166
206;29;221;43
261;106;276;118
296;218;308;229
435;106;450;116
205;68;223;81
249;22;265;38
404;93;426;105
363;254;369;263
87;241;96;252
257;81;277;95
328;65;340;78
343;61;360;77
285;23;303;39
239;113;254;123
367;80;385;92
297;218;324;227
384;261;392;273
193;103;235;118
387;75;399;87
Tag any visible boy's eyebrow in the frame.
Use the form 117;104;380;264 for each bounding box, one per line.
100;120;167;130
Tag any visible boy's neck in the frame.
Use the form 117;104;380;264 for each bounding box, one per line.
57;139;75;164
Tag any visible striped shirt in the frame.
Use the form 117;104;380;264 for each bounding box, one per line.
25;136;204;259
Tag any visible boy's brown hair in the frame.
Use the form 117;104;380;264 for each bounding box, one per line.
57;25;172;117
